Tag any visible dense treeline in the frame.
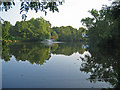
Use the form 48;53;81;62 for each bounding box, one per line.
52;26;86;41
10;17;51;41
81;1;120;48
2;21;12;41
2;17;86;42
2;17;51;41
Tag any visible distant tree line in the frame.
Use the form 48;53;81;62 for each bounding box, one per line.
2;17;87;42
10;17;51;41
2;17;50;41
52;26;86;41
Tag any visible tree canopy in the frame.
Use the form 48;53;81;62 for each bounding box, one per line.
81;1;120;47
0;0;64;20
2;17;87;42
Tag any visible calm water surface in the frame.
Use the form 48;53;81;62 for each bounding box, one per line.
2;42;119;88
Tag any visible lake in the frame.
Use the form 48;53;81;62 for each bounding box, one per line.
2;42;119;88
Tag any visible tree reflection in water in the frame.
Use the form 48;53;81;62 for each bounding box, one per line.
2;42;86;65
2;42;120;89
80;45;120;89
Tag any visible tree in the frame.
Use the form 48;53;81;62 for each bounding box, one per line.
0;0;64;20
8;17;51;41
52;26;86;41
2;21;11;40
81;1;120;47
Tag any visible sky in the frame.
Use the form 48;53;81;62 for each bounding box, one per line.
1;0;112;29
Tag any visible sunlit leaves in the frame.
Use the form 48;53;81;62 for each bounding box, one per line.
2;21;11;40
9;17;51;40
52;26;87;41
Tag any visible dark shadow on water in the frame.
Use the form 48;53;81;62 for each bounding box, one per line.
80;45;120;89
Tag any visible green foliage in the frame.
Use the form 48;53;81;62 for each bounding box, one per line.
81;2;120;47
52;26;87;41
2;17;87;42
9;17;51;41
80;2;120;88
2;21;12;40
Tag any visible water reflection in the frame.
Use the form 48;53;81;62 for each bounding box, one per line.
80;45;120;89
2;41;120;88
2;42;86;65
